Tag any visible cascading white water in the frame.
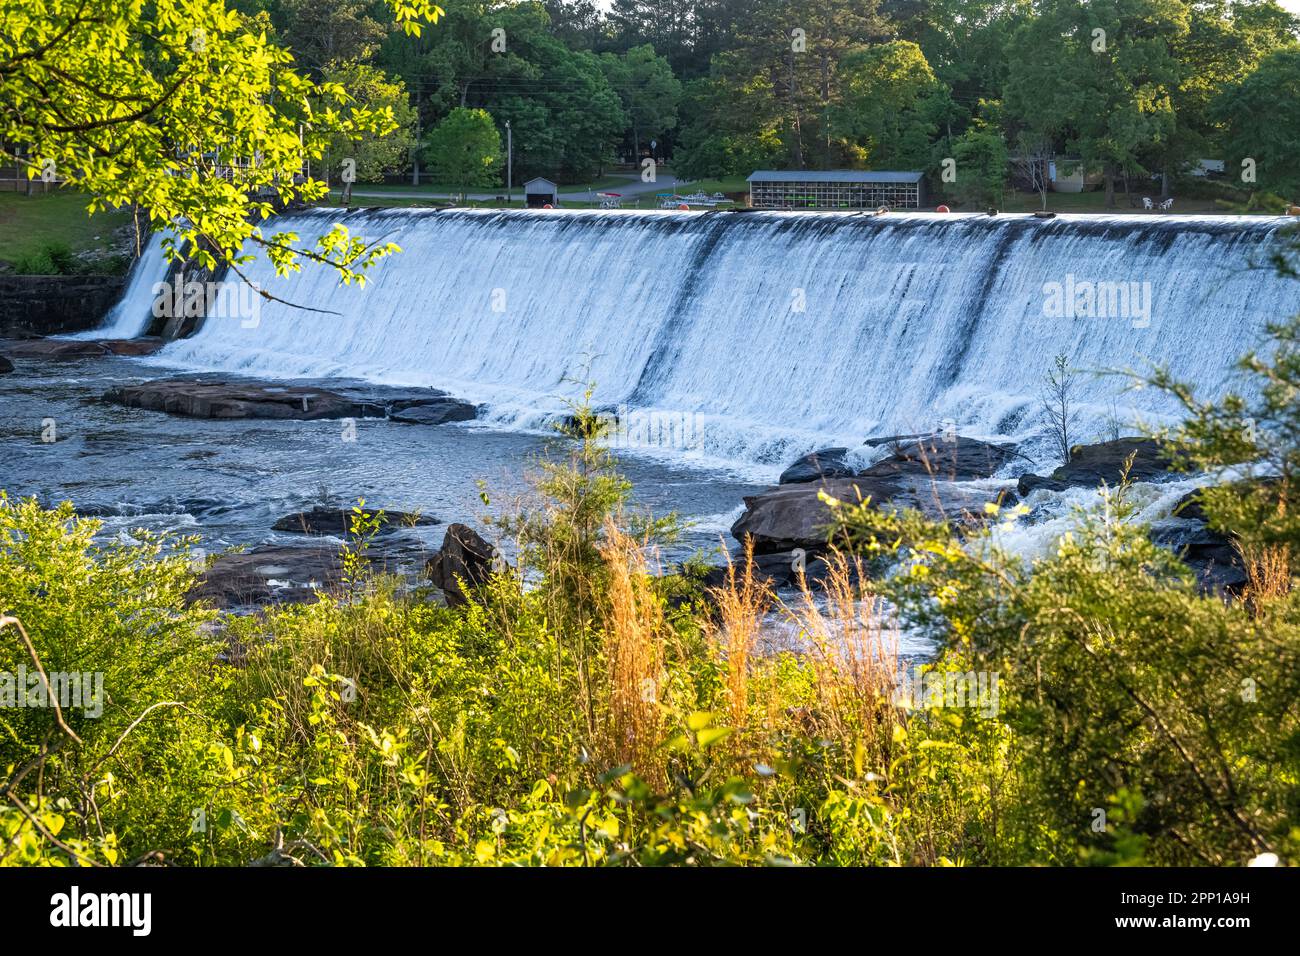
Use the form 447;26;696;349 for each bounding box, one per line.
148;208;1296;468
70;233;171;339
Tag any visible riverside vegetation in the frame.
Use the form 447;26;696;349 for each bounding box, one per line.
3;328;1300;868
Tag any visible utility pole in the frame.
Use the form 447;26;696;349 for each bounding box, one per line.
505;120;513;204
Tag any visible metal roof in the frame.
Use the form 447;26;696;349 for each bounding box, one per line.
747;170;924;184
523;177;556;188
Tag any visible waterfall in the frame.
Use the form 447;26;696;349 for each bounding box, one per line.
71;233;170;339
147;208;1297;467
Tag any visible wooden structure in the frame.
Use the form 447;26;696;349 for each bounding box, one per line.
524;177;558;208
747;170;925;210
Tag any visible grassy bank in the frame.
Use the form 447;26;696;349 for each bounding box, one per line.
0;191;132;272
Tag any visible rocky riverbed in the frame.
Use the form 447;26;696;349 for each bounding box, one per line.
0;350;765;612
0;343;1252;617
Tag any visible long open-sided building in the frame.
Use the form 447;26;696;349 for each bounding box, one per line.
747;170;926;210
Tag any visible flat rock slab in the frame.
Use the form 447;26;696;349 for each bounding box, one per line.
272;506;439;535
105;378;379;420
103;376;478;423
1017;437;1183;495
2;337;166;358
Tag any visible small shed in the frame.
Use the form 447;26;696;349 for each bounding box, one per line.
524;177;558;208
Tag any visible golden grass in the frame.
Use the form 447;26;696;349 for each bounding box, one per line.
600;520;666;784
1238;541;1293;606
780;553;901;753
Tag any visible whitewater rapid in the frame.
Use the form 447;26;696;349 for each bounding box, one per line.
98;208;1296;469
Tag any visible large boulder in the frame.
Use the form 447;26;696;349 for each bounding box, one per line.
1016;438;1181;495
427;523;499;606
1052;437;1177;485
272;506;438;536
1017;473;1069;497
388;399;478;425
730;475;1003;554
859;434;1018;481
779;448;854;484
103;376;477;424
1150;523;1248;595
0;355;12;374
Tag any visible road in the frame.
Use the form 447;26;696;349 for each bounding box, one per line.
340;171;689;203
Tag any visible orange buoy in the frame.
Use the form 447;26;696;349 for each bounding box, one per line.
936;204;950;213
542;203;553;209
678;203;690;210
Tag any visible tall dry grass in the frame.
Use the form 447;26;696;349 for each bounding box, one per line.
1238;541;1293;606
780;553;902;762
600;520;666;785
707;537;773;741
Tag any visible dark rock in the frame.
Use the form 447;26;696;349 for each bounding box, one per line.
102;376;477;423
189;544;345;609
104;378;386;420
272;506;438;536
0;355;12;374
1150;524;1248;595
1171;488;1208;522
388;400;477;425
859;434;1018;481
426;523;499;606
779;447;854;484
1050;437;1179;486
730;475;1002;554
698;550;835;592
3;337;166;358
1017;473;1069;497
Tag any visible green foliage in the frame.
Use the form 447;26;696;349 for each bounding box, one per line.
950;125;1009;207
833;41;948;170
12;241;77;276
321;62;420;185
1;0;442;282
1217;48;1300;201
422;108;504;194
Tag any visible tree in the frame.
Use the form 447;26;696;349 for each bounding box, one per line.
262;0;388;75
1004;0;1189;207
951;124;1008;207
1042;353;1078;466
1156;0;1299;197
321;62;419;188
832;41;947;170
600;44;682;162
0;0;443;285
673;52;785;180
423;107;503;194
1217;47;1300;202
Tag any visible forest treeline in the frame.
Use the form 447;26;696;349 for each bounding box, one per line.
243;0;1300;204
